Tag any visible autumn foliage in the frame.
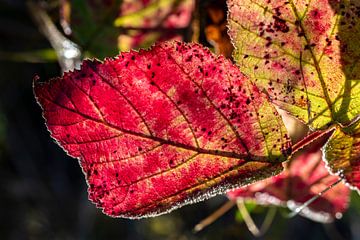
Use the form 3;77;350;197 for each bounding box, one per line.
34;0;360;222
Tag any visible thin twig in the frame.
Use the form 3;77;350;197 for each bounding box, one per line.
27;0;81;72
237;200;277;237
193;201;235;233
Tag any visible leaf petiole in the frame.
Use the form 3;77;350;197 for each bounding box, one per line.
290;126;336;157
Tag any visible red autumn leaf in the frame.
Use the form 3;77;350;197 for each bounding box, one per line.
34;41;291;218
227;149;350;223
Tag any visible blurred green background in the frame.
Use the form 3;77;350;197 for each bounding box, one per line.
1;0;360;239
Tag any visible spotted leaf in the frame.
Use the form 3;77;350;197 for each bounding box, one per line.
34;41;291;218
227;0;360;191
227;0;360;129
324;122;360;192
227;149;350;223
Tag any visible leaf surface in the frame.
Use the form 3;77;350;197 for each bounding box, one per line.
324;123;360;191
227;0;360;192
34;41;291;218
227;0;360;129
227;149;350;223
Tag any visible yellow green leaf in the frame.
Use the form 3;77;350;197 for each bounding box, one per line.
227;0;360;129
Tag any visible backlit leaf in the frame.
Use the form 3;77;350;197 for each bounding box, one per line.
227;0;360;192
324;123;360;192
227;149;350;223
227;0;360;129
34;41;291;218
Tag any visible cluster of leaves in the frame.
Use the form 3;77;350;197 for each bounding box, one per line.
62;0;194;58
34;0;360;223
